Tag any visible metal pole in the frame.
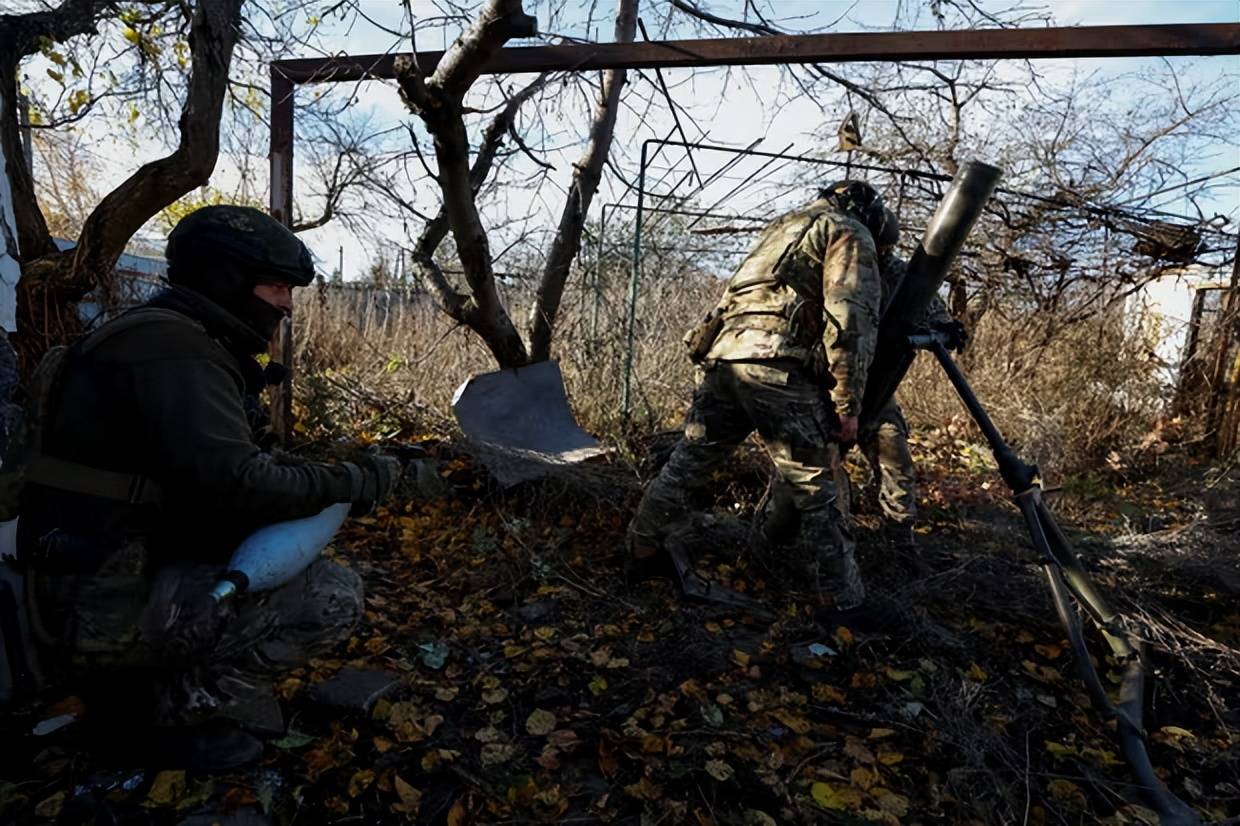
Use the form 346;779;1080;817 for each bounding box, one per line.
593;203;611;343
17;95;31;178
268;68;296;442
621;141;649;417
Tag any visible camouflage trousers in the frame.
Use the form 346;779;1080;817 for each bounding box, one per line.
858;398;918;525
34;547;362;729
631;360;864;610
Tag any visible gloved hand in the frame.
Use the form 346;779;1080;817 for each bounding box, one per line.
932;319;970;353
347;451;402;516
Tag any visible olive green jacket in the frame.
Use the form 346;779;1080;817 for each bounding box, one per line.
18;288;356;567
704;200;882;417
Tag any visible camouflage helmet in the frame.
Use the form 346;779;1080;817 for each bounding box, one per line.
820;180;887;243
166;205;314;287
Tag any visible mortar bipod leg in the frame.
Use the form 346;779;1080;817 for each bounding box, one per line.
921;338;1199;825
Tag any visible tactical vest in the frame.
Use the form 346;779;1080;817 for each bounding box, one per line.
0;309;193;521
690;204;844;368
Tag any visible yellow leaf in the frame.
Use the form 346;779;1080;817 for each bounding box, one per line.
1159;726;1194;739
873;787;910;817
810;782;863;811
1034;643;1063;660
850;766;878;791
143;770;187;807
967;662;988;682
35;791;65;819
813;683;846;704
391;774;422;817
525;708;557;736
732;649;751;666
867;728;896;740
588;675;608;695
877;749;904;766
1045;741;1075;758
122;26;141;45
770;708;811;734
46;68;64;83
348;769;375;798
1047;778;1087;808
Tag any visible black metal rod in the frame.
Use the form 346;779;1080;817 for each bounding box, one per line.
861;161;1003;431
925;340;1199;823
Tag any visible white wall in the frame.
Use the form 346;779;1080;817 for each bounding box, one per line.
0;89;21;333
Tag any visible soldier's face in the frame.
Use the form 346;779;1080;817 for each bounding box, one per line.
253;282;294;315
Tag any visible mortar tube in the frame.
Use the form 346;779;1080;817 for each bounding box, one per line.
860;160;1002;429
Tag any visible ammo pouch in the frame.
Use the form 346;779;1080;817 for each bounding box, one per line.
683;306;726;365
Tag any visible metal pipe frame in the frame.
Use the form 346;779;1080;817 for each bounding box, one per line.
271;23;1240;83
268;22;1240;433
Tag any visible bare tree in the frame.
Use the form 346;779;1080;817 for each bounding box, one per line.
396;0;638;369
0;0;244;367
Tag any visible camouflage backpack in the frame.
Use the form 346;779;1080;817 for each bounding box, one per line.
0;345;71;522
0;310;179;523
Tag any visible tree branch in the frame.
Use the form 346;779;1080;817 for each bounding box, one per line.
527;0;637;363
395;0;537;368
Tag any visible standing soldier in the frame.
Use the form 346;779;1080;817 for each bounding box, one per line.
627;181;888;616
860;209;968;545
11;206;399;770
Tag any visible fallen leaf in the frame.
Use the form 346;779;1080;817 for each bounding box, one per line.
704;759;734;782
143;770;186;808
526;709;557;736
391;774;422;818
967;662;988;682
588;675;608;695
1047;778;1087;808
480;742;516;766
810;781;862;811
34;791;65;819
348;769;375;798
850;766;878;791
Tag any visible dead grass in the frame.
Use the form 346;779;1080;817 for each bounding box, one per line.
292;273;1172;478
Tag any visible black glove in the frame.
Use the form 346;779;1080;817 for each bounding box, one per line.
348;452;402;516
932;319;970;353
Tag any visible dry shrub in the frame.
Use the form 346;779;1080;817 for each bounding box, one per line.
291;268;720;445
293;272;1169;478
898;308;1167;477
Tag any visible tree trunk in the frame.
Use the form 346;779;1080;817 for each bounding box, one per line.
527;0;638;363
2;0;243;372
396;0;537;369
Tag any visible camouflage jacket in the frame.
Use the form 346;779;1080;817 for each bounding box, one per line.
879;253;953;327
704;200;881;417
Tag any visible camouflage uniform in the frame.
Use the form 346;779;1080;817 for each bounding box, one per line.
858;253;953;525
33;554;360;728
631;200;882;609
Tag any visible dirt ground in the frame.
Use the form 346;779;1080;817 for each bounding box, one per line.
1;442;1237;825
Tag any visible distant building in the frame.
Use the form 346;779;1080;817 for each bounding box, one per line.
52;238;166;327
1128;263;1231;391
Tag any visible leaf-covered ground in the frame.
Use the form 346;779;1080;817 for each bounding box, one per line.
2;441;1238;825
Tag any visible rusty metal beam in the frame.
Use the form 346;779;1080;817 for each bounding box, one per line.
268;68;296;442
272;23;1240;84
